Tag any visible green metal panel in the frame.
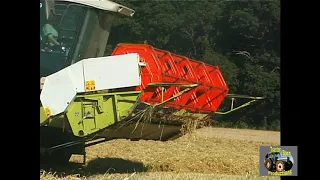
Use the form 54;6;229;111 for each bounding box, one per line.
40;106;48;125
65;91;141;137
41;105;70;129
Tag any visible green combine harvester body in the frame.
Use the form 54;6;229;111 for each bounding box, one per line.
40;91;141;137
40;0;264;165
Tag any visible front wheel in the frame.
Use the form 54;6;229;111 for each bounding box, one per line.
40;149;72;165
276;161;286;172
40;127;74;165
264;159;273;171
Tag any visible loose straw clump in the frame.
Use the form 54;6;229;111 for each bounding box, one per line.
126;104;213;137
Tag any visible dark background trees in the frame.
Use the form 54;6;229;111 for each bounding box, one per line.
107;0;280;130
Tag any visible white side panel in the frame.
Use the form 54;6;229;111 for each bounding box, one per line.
40;68;78;116
83;53;141;91
63;0;135;17
40;53;141;116
68;61;86;92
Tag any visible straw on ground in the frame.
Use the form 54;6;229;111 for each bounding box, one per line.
40;127;280;180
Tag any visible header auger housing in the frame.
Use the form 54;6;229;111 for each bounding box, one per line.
40;0;264;165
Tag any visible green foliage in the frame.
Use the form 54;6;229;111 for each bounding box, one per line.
107;0;280;131
202;49;239;92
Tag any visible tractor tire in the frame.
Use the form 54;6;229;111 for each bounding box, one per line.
40;150;72;165
276;161;286;172
264;159;273;171
40;127;74;165
285;162;293;171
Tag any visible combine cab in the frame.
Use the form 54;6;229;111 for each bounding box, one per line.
40;0;264;165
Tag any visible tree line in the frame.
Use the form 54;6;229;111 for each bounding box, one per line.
106;0;280;131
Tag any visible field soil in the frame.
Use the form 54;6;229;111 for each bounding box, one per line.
40;127;280;180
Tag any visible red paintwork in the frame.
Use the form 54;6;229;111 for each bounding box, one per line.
111;43;229;113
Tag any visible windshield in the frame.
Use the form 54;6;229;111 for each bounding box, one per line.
40;2;87;77
40;1;114;78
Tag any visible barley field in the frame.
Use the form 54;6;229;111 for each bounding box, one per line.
40;127;280;180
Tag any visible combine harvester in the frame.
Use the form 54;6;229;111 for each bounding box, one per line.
40;0;264;164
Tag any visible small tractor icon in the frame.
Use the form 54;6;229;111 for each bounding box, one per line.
264;152;293;172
